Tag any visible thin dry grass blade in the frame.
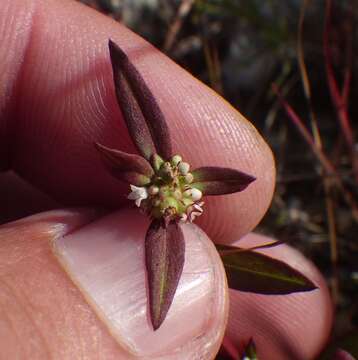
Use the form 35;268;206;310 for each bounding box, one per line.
297;0;339;297
297;0;322;147
163;0;194;52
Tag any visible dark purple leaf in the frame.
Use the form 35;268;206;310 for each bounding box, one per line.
191;167;256;195
145;219;185;330
216;240;284;256
108;40;172;160
95;142;153;186
217;244;317;294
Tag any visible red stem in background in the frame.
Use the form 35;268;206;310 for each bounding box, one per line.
273;83;358;222
323;0;358;182
342;27;352;106
272;84;335;175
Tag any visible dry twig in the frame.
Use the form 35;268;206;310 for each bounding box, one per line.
163;0;195;52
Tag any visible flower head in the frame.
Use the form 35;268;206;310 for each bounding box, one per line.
95;40;256;330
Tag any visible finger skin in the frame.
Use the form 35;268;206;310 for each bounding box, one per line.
0;171;58;224
0;209;228;359
0;210;125;359
0;0;275;243
224;233;333;360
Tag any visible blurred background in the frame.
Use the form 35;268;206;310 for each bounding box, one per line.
77;0;357;358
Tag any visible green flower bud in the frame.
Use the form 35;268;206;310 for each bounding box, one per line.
184;173;194;184
183;188;202;201
148;185;159;195
161;162;174;179
171;155;182;166
152;153;164;172
178;162;190;175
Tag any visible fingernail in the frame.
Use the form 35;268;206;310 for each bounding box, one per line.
52;209;227;357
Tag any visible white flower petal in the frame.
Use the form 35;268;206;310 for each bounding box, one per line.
193;203;204;212
135;198;142;207
189;211;202;222
127;185;148;207
187;201;204;222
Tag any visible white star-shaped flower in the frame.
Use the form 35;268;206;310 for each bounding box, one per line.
128;185;148;207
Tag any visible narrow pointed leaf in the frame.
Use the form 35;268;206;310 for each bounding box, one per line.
216;240;284;256
110;64;155;160
218;244;317;294
191;167;256;195
108;40;172;160
145;219;185;330
95;142;153;186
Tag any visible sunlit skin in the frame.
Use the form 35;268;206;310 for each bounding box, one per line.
0;0;332;358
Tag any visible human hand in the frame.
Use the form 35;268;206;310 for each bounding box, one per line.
0;0;332;358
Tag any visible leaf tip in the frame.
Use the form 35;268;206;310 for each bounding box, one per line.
246;174;257;184
295;270;318;293
108;39;128;71
94;142;108;158
151;315;164;331
94;141;113;159
303;279;318;292
192;167;257;196
239;173;256;191
94;141;104;151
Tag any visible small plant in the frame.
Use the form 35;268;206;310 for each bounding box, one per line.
95;40;317;331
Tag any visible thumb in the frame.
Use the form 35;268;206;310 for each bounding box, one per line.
0;208;228;359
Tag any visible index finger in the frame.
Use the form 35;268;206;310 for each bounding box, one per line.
0;0;275;242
